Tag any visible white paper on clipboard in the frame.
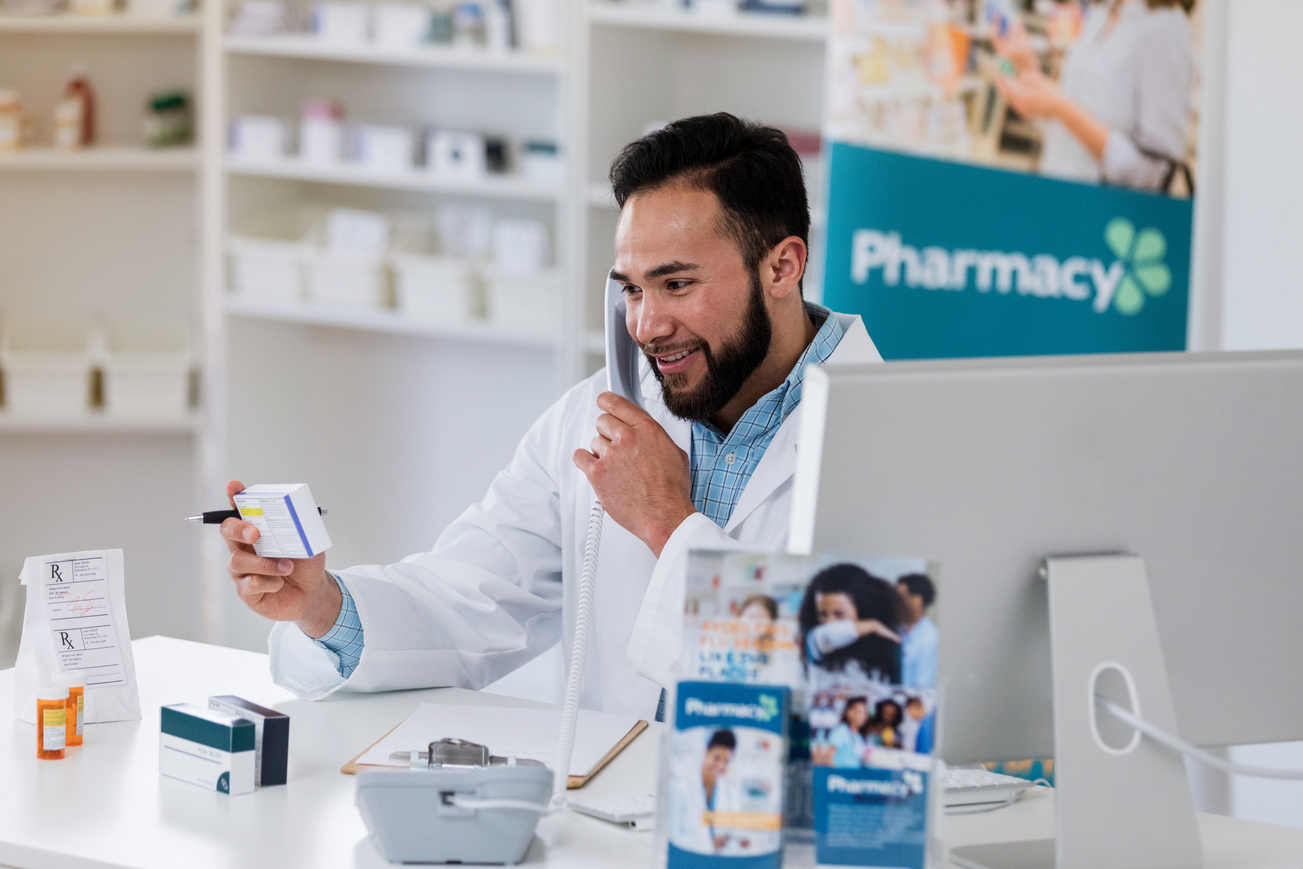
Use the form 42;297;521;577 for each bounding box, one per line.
13;549;141;724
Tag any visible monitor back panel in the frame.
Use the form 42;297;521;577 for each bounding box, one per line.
791;351;1303;764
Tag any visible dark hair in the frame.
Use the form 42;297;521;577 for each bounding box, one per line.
841;696;869;733
896;573;936;608
799;563;903;682
609;113;811;291
1147;0;1194;12
739;593;779;620
874;698;903;727
707;729;737;752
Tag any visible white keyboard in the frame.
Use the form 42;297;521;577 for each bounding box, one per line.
943;766;1036;807
568;793;657;830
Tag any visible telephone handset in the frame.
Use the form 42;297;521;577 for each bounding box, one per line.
604;269;644;407
551;267;645;807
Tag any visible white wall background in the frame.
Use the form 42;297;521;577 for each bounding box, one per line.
1216;0;1303;829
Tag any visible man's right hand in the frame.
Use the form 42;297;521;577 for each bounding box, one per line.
221;480;341;638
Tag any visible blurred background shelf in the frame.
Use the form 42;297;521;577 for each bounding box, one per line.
587;2;827;40
225;34;563;74
0;11;200;32
0;413;201;433
225;157;562;200
0;146;199;171
223;294;560;349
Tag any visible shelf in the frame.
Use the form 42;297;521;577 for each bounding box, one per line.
0;12;200;33
226;156;562;201
0;146;199;172
224;34;563;75
588;2;827;41
224;294;561;349
0;412;201;433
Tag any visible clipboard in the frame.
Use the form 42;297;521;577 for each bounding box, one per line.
341;714;649;789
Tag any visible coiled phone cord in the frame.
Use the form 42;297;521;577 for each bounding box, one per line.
550;500;606;807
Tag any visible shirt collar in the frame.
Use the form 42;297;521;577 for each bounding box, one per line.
693;302;844;443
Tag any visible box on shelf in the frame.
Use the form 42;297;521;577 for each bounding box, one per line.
0;322;92;418
306;208;392;308
390;220;482;325
310;0;369;44
227;205;324;301
483;267;560;334
352;124;415;174
426;130;486;180
373;2;432;48
230;115;291;163
97;323;191;420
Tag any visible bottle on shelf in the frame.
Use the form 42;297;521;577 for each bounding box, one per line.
144;90;192;148
0;90;22;153
53;71;95;152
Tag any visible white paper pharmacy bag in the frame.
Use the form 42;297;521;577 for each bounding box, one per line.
14;549;141;724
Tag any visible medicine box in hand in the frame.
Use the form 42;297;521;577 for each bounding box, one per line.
160;704;255;796
233;483;332;559
208;695;290;786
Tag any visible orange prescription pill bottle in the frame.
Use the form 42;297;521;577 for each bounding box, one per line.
36;684;67;760
63;671;85;747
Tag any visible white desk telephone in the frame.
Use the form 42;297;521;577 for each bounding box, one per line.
356;270;647;864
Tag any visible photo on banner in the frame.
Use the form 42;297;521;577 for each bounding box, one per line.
821;0;1203;359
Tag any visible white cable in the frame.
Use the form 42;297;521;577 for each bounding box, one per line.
944;792;1022;815
1097;694;1303;781
551;501;605;807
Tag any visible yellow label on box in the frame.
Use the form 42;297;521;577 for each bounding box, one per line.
238;508;264;517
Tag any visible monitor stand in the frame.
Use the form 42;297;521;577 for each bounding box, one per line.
949;554;1203;869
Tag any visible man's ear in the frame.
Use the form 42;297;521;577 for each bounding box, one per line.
765;236;807;300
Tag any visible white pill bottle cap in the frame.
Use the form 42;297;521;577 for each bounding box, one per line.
37;683;67;702
59;671;86;689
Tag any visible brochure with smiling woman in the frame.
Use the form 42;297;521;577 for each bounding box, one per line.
672;549;942;869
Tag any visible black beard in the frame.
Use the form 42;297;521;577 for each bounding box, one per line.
647;271;773;422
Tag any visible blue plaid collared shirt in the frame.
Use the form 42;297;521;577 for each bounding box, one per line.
690;303;843;528
315;304;845;679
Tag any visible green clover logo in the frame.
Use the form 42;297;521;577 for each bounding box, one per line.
758;694;779;723
1104;218;1172;316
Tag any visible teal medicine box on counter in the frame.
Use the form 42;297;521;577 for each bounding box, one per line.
159;704;256;795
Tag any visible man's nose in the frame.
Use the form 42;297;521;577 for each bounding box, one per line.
631;294;673;347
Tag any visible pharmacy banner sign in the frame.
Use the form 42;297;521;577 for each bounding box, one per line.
821;143;1192;360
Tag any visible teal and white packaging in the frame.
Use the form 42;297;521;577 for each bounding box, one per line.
160;704;256;795
232;483;332;559
663;681;789;869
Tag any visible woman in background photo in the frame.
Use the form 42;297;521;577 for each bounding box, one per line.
799;563;903;684
993;0;1197;192
823;696;871;768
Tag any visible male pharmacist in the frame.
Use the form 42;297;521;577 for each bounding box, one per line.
222;114;882;718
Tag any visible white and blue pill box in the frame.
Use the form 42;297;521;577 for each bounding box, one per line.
232;483;332;559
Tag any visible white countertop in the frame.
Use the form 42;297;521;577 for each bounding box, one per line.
1;636;1299;868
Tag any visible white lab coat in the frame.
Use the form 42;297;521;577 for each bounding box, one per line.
269;312;881;717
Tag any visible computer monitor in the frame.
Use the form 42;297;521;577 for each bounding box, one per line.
787;350;1303;865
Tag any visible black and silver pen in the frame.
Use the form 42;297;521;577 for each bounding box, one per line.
185;508;328;523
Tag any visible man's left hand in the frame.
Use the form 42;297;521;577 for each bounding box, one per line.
573;392;695;558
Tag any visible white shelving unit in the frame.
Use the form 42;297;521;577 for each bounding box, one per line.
225;156;561;200
224;33;563;74
0;145;199;170
0;8;212;656
223;294;559;348
0;11;200;32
